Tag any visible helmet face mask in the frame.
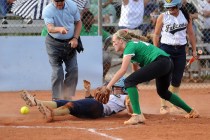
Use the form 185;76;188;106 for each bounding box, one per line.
112;86;127;97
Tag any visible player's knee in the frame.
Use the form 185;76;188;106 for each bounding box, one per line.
171;79;181;87
124;77;134;88
157;89;171;100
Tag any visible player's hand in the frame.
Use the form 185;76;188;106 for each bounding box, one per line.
69;38;78;48
94;86;111;104
192;50;198;60
83;80;91;91
59;27;68;34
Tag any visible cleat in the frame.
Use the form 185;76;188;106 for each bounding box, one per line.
185;109;200;118
37;103;53;122
20;90;37;107
160;106;170;114
124;114;145;125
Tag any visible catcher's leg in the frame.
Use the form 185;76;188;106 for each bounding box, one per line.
37;102;54;122
42;101;57;109
53;102;71;116
20;90;38;107
70;99;104;118
20;90;57;109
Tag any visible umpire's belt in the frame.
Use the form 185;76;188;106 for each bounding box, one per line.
48;34;69;43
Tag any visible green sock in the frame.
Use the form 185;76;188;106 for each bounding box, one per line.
127;87;141;114
169;93;192;113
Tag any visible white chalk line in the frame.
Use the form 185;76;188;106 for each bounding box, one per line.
0;125;137;140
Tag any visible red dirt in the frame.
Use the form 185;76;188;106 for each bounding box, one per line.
0;88;210;140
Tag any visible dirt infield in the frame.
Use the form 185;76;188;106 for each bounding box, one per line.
0;88;210;140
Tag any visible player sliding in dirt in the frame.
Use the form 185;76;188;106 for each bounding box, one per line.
20;77;134;122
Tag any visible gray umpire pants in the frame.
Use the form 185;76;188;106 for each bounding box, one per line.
45;35;78;100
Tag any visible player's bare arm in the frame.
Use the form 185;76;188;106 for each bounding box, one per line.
69;20;82;48
153;14;163;47
131;63;139;72
186;17;197;59
107;55;131;90
47;24;68;34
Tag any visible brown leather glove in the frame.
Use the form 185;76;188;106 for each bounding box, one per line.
94;86;111;104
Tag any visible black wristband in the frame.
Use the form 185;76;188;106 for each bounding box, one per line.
73;37;78;40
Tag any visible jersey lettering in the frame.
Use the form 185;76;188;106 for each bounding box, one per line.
165;23;187;34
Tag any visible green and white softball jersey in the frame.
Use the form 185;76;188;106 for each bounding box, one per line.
123;41;169;67
161;10;188;45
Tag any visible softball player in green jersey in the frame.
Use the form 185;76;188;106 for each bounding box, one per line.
105;29;199;125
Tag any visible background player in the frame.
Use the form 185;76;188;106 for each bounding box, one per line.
153;0;197;114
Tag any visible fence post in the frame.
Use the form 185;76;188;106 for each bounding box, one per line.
98;0;102;35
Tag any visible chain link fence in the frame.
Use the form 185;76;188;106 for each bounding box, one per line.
0;0;210;88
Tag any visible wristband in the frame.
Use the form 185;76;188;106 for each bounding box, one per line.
73;37;78;40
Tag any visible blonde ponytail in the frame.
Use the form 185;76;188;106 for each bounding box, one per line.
114;29;149;42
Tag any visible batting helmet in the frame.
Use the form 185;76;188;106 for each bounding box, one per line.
163;0;182;8
113;76;127;93
114;77;125;87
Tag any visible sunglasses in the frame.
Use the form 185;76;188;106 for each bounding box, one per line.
166;6;178;10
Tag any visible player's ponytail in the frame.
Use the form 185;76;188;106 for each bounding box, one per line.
114;29;149;42
129;32;149;42
180;7;190;22
114;29;132;42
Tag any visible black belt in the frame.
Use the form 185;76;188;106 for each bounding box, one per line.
173;44;186;48
161;43;186;48
48;34;70;43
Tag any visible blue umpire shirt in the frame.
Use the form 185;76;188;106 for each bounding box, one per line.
42;0;80;40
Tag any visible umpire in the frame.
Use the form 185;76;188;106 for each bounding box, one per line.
42;0;82;101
